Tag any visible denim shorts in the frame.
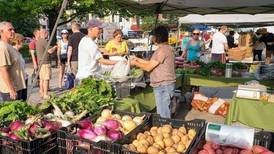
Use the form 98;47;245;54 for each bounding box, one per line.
153;83;175;118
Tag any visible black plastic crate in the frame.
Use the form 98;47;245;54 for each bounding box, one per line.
0;132;58;154
57;110;151;154
120;115;206;154
190;129;272;154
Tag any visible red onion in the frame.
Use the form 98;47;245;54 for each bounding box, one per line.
42;120;61;132
79;129;97;141
9;120;23;131
78;119;93;129
107;129;122;141
9;133;20;141
93;125;107;136
103;119;120;130
29;123;40;135
0;127;10;133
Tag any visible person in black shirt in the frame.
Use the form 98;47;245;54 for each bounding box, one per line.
227;31;236;49
259;28;274;63
67;21;85;75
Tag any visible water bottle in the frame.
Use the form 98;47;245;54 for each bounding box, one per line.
225;63;232;78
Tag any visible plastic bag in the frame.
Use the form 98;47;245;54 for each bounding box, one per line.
111;56;130;78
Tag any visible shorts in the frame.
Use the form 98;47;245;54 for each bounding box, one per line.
39;64;51;80
60;54;67;64
211;53;226;63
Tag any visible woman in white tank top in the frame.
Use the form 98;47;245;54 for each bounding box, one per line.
57;29;69;90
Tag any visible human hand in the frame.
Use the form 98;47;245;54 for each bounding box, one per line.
9;89;17;100
33;63;38;71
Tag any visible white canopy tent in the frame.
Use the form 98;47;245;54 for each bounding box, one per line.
178;14;274;25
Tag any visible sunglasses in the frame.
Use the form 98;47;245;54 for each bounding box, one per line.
192;33;200;35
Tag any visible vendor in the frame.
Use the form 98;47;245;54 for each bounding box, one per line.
181;29;204;63
104;29;129;61
76;19;117;82
131;26;176;118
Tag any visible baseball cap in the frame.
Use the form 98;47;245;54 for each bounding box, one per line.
61;29;69;34
87;19;104;29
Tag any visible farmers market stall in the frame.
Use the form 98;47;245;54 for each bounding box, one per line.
225;97;274;131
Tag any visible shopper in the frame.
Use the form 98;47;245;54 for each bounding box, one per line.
227;31;237;49
259;28;274;64
131;26;176;118
57;29;69;90
36;28;57;99
67;21;85;75
211;25;228;64
181;29;204;62
0;21;26;101
10;33;28;101
253;29;265;61
76;19;116;81
29;29;40;70
104;29;129;60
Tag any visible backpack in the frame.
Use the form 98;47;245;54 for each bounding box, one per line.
64;67;75;89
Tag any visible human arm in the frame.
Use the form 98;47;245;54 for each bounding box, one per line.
47;45;57;54
131;58;159;72
98;58;117;65
0;66;17;99
28;42;38;70
56;41;61;65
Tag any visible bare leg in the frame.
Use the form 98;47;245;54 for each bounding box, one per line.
58;64;65;88
39;80;44;97
43;80;50;98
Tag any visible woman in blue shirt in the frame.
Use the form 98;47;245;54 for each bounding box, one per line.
181;29;204;62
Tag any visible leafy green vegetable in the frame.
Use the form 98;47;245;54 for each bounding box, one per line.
45;78;115;117
232;62;248;70
0;101;38;127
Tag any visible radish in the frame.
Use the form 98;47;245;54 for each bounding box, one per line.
103;119;120;130
9;120;23;131
106;129;122;141
93;125;107;136
29;123;40;135
78;119;93;129
9;133;20;141
79;129;97;141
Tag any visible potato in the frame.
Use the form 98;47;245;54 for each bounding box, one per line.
163;133;171;138
153;143;162;150
146;136;154;145
165;147;176;153
181;135;189;145
123;144;129;149
147;146;160;154
185;140;191;149
162;125;172;134
137;133;146;140
156;140;165;149
128;144;137;152
154;135;164;142
150;130;158;137
171;135;181;144
144;131;151;136
176;143;186;153
164;138;174;147
136;144;148;153
150;126;158;131
163;124;172;129
239;150;252;154
132;140;139;147
157;127;163;134
177;132;185;138
172;128;179;135
159;151;165;154
178;126;187;134
188;129;196;139
139;140;150;146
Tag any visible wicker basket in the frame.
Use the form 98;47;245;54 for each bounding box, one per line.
228;48;246;61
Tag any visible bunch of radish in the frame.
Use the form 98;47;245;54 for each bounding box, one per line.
198;142;274;154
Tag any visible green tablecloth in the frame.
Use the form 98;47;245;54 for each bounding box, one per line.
225;97;274;131
178;73;274;88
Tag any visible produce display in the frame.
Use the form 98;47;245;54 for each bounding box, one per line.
123;125;197;154
191;93;229;117
71;109;146;142
44;78;115;117
198;142;274;154
0;115;61;141
0;101;38;127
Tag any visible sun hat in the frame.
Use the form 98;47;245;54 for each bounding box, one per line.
61;29;69;34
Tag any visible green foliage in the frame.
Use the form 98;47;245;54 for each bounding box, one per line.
46;78;115;116
20;44;31;59
0;101;38;127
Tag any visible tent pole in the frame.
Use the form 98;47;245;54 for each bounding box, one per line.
27;0;68;101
